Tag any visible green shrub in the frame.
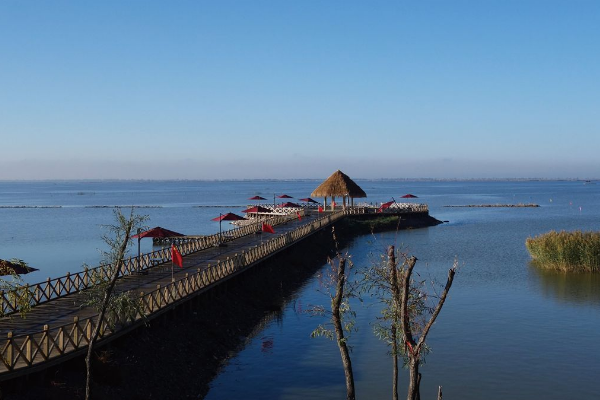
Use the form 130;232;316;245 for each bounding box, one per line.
526;230;600;272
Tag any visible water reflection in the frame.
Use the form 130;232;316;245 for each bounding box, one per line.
529;263;600;306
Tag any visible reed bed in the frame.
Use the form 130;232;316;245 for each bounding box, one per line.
526;230;600;272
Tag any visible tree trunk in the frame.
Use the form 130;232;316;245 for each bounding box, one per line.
331;257;355;400
388;246;400;400
392;325;399;400
85;220;134;400
407;358;420;400
399;256;456;400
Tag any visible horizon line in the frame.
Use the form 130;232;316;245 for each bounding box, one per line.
0;177;597;183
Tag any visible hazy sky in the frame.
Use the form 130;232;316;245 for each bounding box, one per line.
1;1;599;180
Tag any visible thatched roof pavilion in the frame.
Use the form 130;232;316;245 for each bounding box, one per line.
311;170;366;209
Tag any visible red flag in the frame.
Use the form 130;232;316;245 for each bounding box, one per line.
318;206;323;213
297;212;302;221
171;244;183;268
262;223;275;234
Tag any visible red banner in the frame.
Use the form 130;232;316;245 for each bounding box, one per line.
171;244;183;268
262;223;275;234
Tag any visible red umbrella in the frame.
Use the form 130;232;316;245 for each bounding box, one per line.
401;194;418;198
274;194;293;207
132;227;185;271
278;202;301;208
248;196;267;201
0;259;38;276
378;200;394;212
212;212;246;222
212;213;246;245
132;226;184;239
299;198;319;203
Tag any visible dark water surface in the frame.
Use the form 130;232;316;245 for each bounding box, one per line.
1;180;599;398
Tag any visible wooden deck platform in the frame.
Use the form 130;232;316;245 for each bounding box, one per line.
0;210;346;379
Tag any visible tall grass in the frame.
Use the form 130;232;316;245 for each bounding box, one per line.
526;230;600;272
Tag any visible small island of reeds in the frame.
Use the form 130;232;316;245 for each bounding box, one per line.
525;230;600;272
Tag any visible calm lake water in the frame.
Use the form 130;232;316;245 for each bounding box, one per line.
1;180;599;398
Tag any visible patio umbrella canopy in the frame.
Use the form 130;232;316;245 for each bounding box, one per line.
379;200;395;212
212;213;246;246
248;196;267;201
277;194;293;199
131;227;185;272
278;202;301;208
132;226;184;239
0;259;38;276
401;194;418;198
299;198;319;203
211;212;246;222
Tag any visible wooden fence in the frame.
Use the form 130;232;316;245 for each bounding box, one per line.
0;210;344;378
0;213;300;318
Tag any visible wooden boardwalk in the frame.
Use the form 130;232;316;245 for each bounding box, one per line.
0;209;347;380
0;205;433;380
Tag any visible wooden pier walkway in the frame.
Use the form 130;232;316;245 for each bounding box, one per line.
0;205;433;380
0;209;349;380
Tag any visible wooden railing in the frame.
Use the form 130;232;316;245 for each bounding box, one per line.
387;203;429;213
0;210;344;377
0;213;301;317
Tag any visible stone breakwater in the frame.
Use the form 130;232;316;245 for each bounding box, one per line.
444;203;540;208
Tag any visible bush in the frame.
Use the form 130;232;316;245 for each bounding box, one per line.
526;230;600;272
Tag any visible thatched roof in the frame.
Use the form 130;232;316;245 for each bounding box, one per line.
311;170;367;198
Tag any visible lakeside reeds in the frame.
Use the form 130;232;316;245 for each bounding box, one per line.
526;230;600;272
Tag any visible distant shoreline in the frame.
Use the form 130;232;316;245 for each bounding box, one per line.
444;204;540;208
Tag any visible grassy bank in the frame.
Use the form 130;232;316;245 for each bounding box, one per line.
338;215;402;235
337;213;442;237
526;230;600;272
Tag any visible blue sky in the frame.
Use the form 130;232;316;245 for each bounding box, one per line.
1;1;599;180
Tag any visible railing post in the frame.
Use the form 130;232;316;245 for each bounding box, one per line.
46;278;52;299
6;332;13;369
65;272;71;293
86;319;93;342
42;325;50;360
26;336;32;364
73;316;79;346
157;285;162;308
58;328;65;353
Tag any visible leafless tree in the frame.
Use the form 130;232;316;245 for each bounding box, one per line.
399;253;457;400
84;208;146;400
310;227;357;400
